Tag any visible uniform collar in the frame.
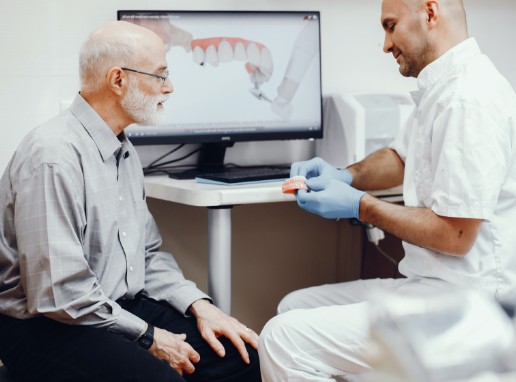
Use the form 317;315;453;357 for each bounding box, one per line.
69;93;125;162
409;38;480;106
417;37;481;93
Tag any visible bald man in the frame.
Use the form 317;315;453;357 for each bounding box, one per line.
0;21;260;382
259;0;516;380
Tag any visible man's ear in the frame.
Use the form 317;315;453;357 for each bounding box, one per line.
425;1;439;26
106;67;126;96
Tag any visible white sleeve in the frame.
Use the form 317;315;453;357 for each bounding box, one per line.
430;101;511;220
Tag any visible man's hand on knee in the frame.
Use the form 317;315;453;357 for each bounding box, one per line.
150;327;200;376
189;299;259;364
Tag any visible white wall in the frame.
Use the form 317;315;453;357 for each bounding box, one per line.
2;0;515;173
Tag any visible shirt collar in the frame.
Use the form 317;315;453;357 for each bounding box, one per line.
69;93;124;162
416;37;481;93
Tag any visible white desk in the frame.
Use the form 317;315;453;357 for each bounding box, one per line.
144;175;402;314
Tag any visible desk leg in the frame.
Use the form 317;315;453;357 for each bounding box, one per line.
208;206;233;314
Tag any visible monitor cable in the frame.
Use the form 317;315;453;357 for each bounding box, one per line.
144;144;185;171
143;145;203;175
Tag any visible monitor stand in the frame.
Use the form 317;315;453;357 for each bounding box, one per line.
167;142;234;179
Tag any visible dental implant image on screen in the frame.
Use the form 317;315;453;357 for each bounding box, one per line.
191;37;273;86
272;20;319;120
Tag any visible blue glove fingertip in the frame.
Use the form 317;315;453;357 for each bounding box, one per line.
296;188;309;201
290;162;300;178
305;177;325;191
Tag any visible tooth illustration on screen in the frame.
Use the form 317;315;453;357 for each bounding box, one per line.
218;40;233;62
190;37;274;86
129;16;320;122
205;44;219;67
234;42;246;61
192;45;205;65
246;43;260;67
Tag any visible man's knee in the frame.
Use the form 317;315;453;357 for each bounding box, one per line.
259;310;315;381
277;284;336;313
259;310;302;359
277;290;306;314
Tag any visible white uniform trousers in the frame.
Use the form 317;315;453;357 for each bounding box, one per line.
259;277;449;381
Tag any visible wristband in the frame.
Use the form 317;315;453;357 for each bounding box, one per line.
137;324;154;350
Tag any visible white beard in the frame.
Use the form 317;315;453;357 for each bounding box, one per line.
121;79;167;126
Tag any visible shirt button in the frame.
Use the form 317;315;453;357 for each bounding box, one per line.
121;231;127;237
129;266;134;272
119;195;124;201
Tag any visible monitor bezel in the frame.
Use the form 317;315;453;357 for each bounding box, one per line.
117;9;324;146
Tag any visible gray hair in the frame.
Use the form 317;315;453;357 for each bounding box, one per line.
79;28;138;93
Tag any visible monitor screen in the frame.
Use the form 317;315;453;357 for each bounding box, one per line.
117;10;323;146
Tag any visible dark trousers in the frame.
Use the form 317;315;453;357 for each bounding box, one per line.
0;295;261;382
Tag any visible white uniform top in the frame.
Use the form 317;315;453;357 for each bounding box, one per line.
390;38;516;304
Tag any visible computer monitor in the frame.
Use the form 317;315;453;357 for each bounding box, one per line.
117;10;323;177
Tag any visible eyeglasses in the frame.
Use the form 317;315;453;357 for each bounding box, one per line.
121;67;169;85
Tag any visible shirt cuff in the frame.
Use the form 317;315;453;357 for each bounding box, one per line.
432;202;493;221
109;308;147;341
168;286;212;316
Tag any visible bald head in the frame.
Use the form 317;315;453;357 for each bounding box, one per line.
381;0;469;77
79;21;165;93
403;0;467;33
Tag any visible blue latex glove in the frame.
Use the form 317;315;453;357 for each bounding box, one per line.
290;157;352;185
296;177;366;219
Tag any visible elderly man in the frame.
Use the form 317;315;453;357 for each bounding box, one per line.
259;0;516;381
0;21;260;382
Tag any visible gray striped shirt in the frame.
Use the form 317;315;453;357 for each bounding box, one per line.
0;94;209;340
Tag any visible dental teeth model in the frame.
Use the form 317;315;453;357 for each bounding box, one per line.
282;176;309;194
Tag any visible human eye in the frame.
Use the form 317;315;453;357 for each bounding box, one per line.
382;19;396;33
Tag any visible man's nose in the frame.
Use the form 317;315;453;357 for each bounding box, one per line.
162;78;173;94
383;34;393;54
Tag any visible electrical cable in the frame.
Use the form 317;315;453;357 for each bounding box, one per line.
151;147;202;168
143;146;203;175
143;144;185;172
373;243;399;266
349;218;400;276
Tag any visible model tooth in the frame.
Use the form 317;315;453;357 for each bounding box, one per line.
234;42;247;61
247;43;260;67
206;44;219;67
260;47;273;77
252;70;267;85
218;40;233;62
193;45;205;65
